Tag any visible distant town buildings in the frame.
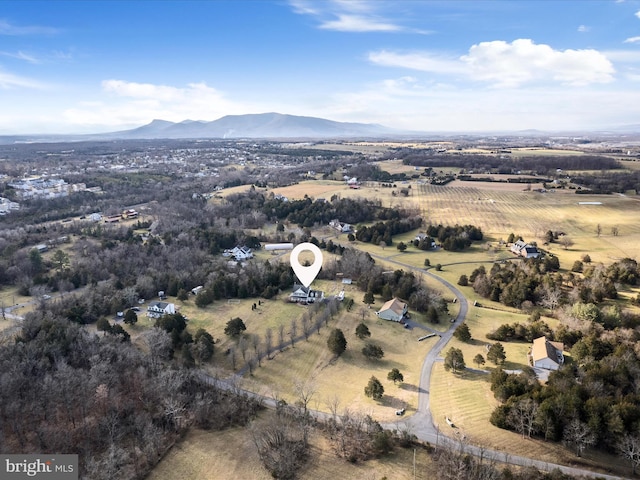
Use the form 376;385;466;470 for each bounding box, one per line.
8;177;90;199
0;197;19;215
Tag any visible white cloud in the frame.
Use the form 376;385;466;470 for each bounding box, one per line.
0;68;45;89
324;77;640;132
289;0;320;16
0;19;58;35
636;9;640;19
0;50;39;63
577;25;590;33
290;0;406;33
63;80;251;128
319;14;401;32
625;36;640;43
370;40;614;87
368;50;466;75
462;39;614;87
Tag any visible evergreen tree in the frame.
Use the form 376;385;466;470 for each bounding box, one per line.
453;323;472;342
444;347;465;373
362;343;384;360
364;376;384;400
355;323;371;340
487;342;506;365
387;368;404;385
123;309;138;325
327;328;347;357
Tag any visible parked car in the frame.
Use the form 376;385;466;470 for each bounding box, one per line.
395;408;405;416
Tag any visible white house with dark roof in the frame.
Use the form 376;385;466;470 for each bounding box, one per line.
289;284;324;304
147;301;176;319
223;246;254;261
329;219;352;233
530;337;564;370
510;240;541;259
376;298;408;322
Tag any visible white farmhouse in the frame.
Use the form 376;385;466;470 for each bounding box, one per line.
146;301;176;319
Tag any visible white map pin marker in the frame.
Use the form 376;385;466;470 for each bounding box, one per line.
290;242;323;288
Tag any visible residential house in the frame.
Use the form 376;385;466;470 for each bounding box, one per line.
415;233;437;249
121;209;139;219
329;219;352;233
147;301;176;318
289;284;324;304
530;337;564;370
376;298;408;322
231;246;253;261
510;239;541;259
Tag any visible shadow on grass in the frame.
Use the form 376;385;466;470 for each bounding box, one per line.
452;369;491;383
399;383;420;393
380;394;412;411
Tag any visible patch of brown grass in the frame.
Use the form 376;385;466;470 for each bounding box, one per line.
148;410;438;480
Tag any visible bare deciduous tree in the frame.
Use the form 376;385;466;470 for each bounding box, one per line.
264;328;273;359
507;398;539;438
289;318;297;348
278;324;286;352
301;312;311;341
617;433;640;476
238;336;249;361
563;418;596;457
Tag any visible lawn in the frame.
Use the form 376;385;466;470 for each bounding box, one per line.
143;173;640;478
430;364;629;477
240;301;440;423
148;410;438;480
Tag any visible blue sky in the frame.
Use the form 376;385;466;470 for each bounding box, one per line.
1;0;640;134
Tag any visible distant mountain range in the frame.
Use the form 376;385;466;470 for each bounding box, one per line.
107;113;396;139
1;113;639;144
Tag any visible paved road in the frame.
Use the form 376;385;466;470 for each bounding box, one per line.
367;252;623;479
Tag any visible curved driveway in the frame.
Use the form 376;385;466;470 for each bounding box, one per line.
369;252;622;480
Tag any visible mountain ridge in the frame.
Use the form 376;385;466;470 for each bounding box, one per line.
108;112;396;139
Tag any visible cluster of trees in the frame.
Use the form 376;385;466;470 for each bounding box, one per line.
261;195;392;228
395;150;620;176
487;320;554;343
0;311;261;479
425;224;483;251
434;441;587;480
572;170;640;194
354;216;423;246
489;329;640;472
469;258;640;314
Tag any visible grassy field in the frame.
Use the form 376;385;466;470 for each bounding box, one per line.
429;364;626;477
240;301;440;423
148;410;438;480
145;167;640;477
